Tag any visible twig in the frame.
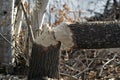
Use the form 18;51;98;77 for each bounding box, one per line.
74;59;94;77
60;73;78;80
20;1;35;42
0;32;27;62
64;64;79;72
0;32;13;47
99;54;117;76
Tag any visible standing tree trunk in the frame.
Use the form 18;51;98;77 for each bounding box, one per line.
28;23;61;79
30;0;49;37
0;0;12;64
28;42;61;80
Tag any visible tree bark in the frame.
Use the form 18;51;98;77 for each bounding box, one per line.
0;0;12;64
28;42;61;80
69;21;120;49
30;0;49;37
54;21;120;49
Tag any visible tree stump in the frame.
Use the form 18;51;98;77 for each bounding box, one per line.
28;42;61;80
28;24;61;80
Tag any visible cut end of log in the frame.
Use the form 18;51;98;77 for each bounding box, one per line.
35;23;74;49
35;24;58;47
54;22;74;50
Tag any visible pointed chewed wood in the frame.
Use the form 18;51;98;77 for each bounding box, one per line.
28;24;61;80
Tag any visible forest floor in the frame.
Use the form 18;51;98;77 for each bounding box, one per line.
60;49;120;80
0;49;120;80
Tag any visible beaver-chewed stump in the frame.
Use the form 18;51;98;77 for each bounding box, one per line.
54;21;120;49
28;24;61;80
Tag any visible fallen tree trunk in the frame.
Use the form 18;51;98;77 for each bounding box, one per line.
54;21;120;49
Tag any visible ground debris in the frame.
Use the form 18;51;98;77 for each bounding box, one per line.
60;49;120;80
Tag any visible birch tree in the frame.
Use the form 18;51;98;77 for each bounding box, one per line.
0;0;12;64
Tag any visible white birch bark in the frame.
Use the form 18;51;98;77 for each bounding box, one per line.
11;0;17;63
15;7;23;39
30;0;49;36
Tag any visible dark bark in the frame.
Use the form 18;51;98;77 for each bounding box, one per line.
28;42;61;80
68;22;120;49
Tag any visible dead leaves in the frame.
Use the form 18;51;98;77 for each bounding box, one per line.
50;3;75;26
24;1;30;14
88;71;97;79
63;3;70;12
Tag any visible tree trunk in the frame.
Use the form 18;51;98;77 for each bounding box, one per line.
70;22;120;49
28;42;61;80
54;21;120;49
0;0;12;64
30;0;49;37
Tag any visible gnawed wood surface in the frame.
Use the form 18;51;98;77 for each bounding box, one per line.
28;42;61;80
54;21;120;49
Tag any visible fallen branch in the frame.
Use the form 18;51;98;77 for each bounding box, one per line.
99;54;117;76
60;73;78;80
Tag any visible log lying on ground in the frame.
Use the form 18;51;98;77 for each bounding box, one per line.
28;24;61;80
54;21;120;49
